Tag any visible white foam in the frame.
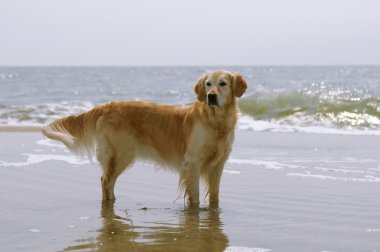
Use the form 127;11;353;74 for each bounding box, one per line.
228;158;257;165
36;139;66;148
29;229;40;233
237;116;380;136
228;158;380;183
225;247;271;252
286;173;380;183
0;153;90;167
228;159;304;171
314;167;375;175
224;170;241;175
365;228;380;233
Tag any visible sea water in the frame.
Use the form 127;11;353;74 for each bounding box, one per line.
1;66;380;134
1;67;380;252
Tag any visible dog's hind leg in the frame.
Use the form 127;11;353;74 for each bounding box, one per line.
101;156;133;201
97;136;134;201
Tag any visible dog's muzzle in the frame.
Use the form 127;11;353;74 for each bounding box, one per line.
207;93;218;106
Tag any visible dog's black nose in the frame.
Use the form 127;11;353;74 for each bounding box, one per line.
207;93;218;105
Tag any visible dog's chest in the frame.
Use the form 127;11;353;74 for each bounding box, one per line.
185;122;233;164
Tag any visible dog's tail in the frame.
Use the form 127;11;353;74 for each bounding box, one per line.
42;107;103;157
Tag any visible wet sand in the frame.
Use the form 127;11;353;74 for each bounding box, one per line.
1;130;380;252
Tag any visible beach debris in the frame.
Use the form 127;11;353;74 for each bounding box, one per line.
138;206;171;211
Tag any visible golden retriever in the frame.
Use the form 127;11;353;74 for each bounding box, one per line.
42;70;248;207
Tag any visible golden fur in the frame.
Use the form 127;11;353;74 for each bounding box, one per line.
42;70;248;207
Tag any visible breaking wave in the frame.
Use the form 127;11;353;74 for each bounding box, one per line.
239;91;380;132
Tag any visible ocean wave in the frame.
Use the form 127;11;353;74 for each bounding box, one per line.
1;92;380;135
0;101;95;126
239;91;380;132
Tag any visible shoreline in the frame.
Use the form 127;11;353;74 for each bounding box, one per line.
2;119;380;136
0;126;42;132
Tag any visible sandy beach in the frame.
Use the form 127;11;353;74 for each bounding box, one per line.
1;129;380;252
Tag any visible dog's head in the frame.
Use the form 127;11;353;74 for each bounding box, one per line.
194;70;248;107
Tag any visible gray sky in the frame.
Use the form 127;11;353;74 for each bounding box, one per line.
1;0;379;66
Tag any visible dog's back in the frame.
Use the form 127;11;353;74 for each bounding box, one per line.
43;101;197;163
96;101;199;168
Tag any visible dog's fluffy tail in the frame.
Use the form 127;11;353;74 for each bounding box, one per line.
42;107;103;157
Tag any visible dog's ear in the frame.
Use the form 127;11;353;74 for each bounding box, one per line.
232;72;248;97
194;74;207;102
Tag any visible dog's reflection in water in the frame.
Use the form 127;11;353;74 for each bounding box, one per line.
64;202;229;252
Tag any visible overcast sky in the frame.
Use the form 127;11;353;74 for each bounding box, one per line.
1;0;379;66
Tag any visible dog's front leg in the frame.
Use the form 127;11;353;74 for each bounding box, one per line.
180;161;201;207
207;158;228;208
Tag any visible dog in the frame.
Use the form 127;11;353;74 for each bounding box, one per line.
42;70;248;207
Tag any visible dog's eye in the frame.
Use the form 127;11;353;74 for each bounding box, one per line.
206;82;212;87
219;81;227;87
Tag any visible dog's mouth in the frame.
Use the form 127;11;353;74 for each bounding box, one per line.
207;94;219;106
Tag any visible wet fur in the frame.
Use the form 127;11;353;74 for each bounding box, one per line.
42;70;248;207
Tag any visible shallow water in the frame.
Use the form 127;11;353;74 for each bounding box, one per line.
2;66;380;251
1;131;380;252
63;202;229;252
